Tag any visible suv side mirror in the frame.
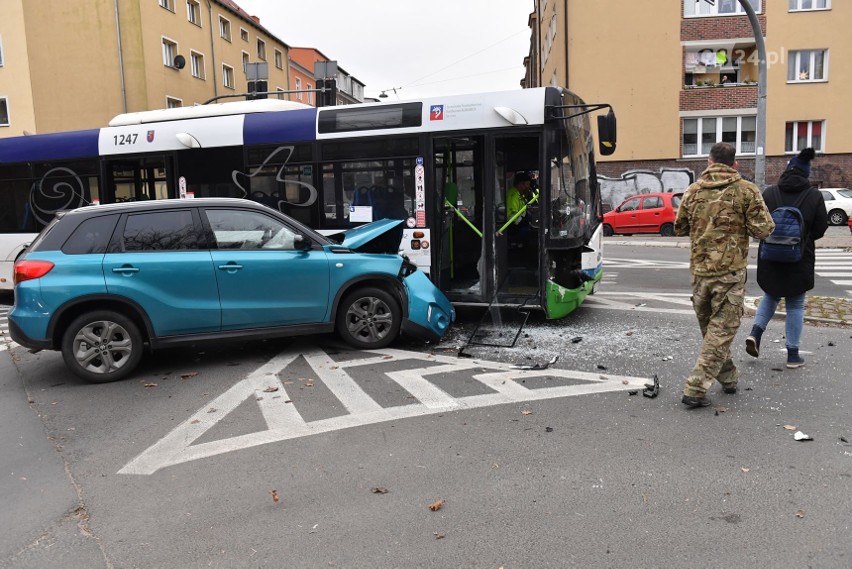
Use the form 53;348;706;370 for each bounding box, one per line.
597;110;617;156
293;234;312;250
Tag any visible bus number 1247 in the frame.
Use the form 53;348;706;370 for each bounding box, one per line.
113;133;138;146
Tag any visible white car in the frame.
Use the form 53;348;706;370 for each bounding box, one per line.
819;188;852;226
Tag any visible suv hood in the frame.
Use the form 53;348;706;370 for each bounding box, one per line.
340;219;405;254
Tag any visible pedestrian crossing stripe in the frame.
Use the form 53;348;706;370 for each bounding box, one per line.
119;344;650;475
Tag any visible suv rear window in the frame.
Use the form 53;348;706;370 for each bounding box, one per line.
62;215;119;254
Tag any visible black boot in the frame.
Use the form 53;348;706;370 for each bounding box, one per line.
786;347;805;369
745;324;763;358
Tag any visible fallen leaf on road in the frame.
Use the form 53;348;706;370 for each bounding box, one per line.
180;372;199;380
144;383;158;388
371;487;389;494
270;490;279;503
428;499;444;511
521;410;532;416
207;407;217;414
622;380;629;385
741;467;750;473
434;532;445;540
714;406;728;413
190;419;200;424
263;386;279;393
795;510;805;518
783;425;797;430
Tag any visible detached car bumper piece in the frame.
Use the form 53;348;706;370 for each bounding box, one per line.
401;270;455;342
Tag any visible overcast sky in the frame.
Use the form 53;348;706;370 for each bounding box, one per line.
234;0;534;100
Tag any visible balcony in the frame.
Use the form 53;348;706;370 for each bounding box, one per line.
680;82;758;112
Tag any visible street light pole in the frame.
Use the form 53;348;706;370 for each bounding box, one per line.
699;1;766;187
739;1;767;188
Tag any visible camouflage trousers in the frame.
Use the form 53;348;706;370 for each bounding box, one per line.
683;270;746;397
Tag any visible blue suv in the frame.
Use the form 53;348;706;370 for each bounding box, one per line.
9;198;454;382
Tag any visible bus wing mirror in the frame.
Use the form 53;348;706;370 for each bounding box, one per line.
597;110;617;156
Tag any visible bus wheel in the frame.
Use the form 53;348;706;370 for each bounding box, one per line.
61;310;143;383
660;223;675;237
337;287;401;349
603;225;613;237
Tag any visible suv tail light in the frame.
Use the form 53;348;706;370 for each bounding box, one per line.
14;260;55;284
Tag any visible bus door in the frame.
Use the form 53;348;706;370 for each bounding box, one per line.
433;136;486;300
104;156;174;203
493;135;541;306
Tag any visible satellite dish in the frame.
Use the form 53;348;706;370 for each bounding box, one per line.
174;55;186;69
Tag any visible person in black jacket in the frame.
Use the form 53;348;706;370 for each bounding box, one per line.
746;148;828;368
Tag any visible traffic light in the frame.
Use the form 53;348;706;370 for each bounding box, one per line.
317;78;337;107
247;80;268;100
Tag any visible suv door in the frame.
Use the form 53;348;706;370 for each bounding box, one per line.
204;208;331;328
103;208;221;335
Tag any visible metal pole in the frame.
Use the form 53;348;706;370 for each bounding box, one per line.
113;0;127;113
738;0;766;188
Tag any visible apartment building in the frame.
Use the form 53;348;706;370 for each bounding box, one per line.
288;47;366;107
0;0;291;137
528;0;851;202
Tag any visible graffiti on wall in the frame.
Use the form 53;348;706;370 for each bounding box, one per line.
598;168;695;210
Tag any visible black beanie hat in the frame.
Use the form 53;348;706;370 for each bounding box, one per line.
786;148;816;177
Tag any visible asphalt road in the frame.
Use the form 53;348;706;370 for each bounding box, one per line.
1;241;851;568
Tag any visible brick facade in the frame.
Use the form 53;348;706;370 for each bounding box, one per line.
680;84;757;111
681;14;766;41
597;154;852;190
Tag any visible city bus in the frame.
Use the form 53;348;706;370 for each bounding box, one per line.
0;86;615;318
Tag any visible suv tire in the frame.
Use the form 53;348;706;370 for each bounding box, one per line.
336;287;401;349
61;310;144;382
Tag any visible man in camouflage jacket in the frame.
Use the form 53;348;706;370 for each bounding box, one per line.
675;142;775;408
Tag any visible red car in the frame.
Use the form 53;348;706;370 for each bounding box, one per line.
603;192;683;237
848;213;852;234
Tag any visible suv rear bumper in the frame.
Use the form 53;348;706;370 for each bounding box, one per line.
8;318;52;351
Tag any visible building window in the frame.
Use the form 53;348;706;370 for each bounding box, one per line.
276;87;285;100
219;16;231;41
684;0;761;16
190;50;205;79
240;28;248;42
159;0;175;12
785;121;824;153
682;116;756;157
242;51;249;73
0;98;9;126
306;84;313;105
257;38;266;61
166;97;183;109
787;49;828;82
186;0;201;26
274;49;283;69
789;0;830;10
222;64;235;89
162;37;178;67
295;77;302;100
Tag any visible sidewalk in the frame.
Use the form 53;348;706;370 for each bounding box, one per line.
744;295;852;326
606;229;852;326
